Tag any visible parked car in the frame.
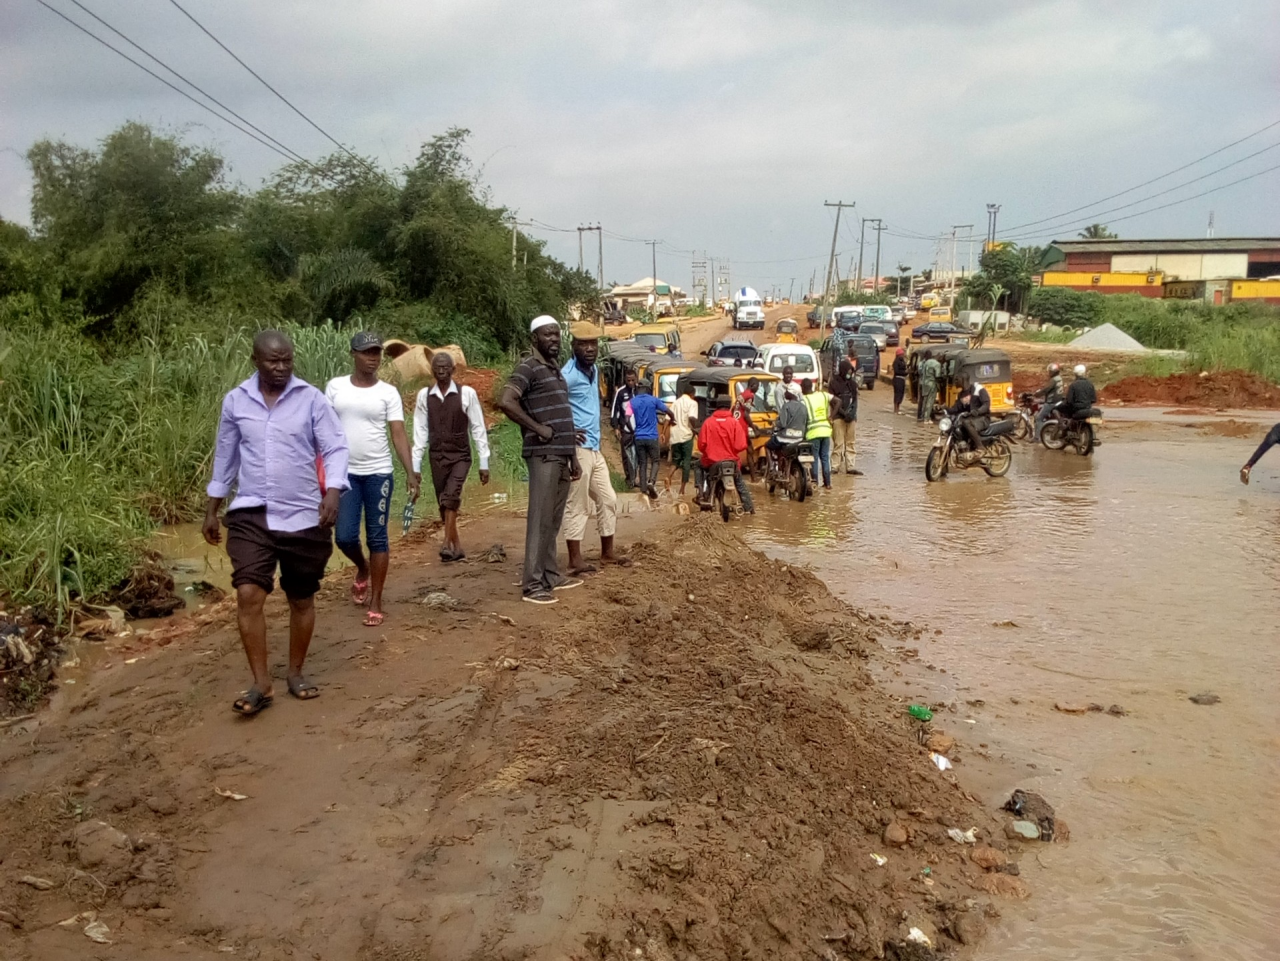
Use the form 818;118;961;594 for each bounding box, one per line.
703;340;760;367
856;321;890;350
890;305;905;324
928;306;954;323
903;305;917;319
806;307;822;328
911;321;964;343
831;305;863;328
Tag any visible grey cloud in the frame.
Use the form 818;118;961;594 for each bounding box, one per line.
1;0;1276;283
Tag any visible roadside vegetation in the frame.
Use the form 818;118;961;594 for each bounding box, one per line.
1023;288;1280;383
0;122;594;613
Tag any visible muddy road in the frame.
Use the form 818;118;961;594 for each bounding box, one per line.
743;387;1280;959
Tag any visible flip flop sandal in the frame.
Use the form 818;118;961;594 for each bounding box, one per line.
363;611;385;627
568;564;599;576
440;549;466;563
351;577;369;605
287;675;320;700
232;688;273;716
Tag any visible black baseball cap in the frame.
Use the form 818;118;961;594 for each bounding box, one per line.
350;331;383;351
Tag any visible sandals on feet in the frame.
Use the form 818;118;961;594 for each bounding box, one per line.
287;675;320;700
363;610;385;627
351;576;369;605
232;688;273;716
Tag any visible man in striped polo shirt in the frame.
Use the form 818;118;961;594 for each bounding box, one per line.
498;316;584;604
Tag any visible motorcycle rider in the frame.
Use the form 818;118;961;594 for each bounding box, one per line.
1033;363;1064;440
946;380;991;457
765;383;809;456
1055;364;1097;420
695;395;755;514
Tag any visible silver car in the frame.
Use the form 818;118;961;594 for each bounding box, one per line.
857;322;889;349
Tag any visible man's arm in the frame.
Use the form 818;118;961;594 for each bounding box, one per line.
202;395;240;546
498;367;553;442
385;389;418;501
312;393;350;528
411;388;429;474
463;386;492;483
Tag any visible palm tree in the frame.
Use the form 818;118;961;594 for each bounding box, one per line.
1078;224;1116;240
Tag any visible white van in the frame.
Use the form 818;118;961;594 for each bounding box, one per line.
755;342;822;402
957;309;1010;332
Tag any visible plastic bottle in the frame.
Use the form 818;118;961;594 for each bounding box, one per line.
908;704;933;721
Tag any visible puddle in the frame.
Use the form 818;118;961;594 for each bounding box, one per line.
744;407;1280;960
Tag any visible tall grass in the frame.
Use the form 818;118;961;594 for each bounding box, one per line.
0;323;363;610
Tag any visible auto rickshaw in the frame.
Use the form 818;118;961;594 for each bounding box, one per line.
677;367;780;477
775;317;799;343
599;342;703;449
623;322;682;355
910;345;1013;416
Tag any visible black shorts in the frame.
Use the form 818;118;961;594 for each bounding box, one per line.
225;508;333;600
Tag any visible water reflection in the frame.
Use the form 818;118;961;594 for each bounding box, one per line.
746;413;1280;961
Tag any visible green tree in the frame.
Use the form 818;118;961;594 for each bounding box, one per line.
1078;223;1116;239
26;123;241;330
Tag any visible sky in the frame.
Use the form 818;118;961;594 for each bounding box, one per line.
2;0;1278;296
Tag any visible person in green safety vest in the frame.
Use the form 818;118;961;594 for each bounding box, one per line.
801;379;835;489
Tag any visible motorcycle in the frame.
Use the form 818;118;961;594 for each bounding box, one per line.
1041;407;1102;456
764;439;814;502
700;459;744;522
925;411;1015;481
1012;391;1042;443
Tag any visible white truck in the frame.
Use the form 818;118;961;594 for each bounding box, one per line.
731;286;765;330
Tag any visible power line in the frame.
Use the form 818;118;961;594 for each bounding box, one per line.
1000;161;1280;243
1002;118;1280;233
34;0;308;166
61;0;315;170
165;0;375;174
1001;139;1280;240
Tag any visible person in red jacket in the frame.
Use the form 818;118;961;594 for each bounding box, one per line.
696;396;755;513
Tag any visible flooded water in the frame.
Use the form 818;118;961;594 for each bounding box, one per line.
746;408;1280;960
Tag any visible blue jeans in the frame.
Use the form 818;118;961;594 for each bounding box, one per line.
809;436;832;486
336;473;394;555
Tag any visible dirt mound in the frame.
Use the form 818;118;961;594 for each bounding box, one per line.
0;516;1010;960
1100;370;1280;409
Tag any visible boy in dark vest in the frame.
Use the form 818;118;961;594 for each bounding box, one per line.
411;352;491;561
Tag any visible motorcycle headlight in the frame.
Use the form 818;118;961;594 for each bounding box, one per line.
939;417;952;432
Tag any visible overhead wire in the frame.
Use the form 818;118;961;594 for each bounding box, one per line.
999;140;1280;241
60;0;316;170
164;0;381;178
1001;161;1280;243
1002;117;1280;233
34;0;311;167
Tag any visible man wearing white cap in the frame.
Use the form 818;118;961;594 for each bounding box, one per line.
498;316;583;604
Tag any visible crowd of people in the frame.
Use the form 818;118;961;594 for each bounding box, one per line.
201;319;1276;716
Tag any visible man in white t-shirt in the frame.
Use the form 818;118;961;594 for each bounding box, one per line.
666;381;700;497
324;332;418;627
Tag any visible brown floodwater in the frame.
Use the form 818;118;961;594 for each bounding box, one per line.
746;407;1280;960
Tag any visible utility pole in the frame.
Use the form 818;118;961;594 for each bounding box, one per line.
821;200;855;333
855;217;868;292
510;217;518;269
986;203;1001;248
648;240;659;320
949;224;973;305
866;219;884;296
788;278;795;303
577;226;585;273
596;224;603;291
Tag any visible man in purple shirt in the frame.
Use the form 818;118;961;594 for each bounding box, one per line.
202;331;350;716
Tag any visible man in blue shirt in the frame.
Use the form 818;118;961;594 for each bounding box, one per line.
630;378;672;499
560;322;626;573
